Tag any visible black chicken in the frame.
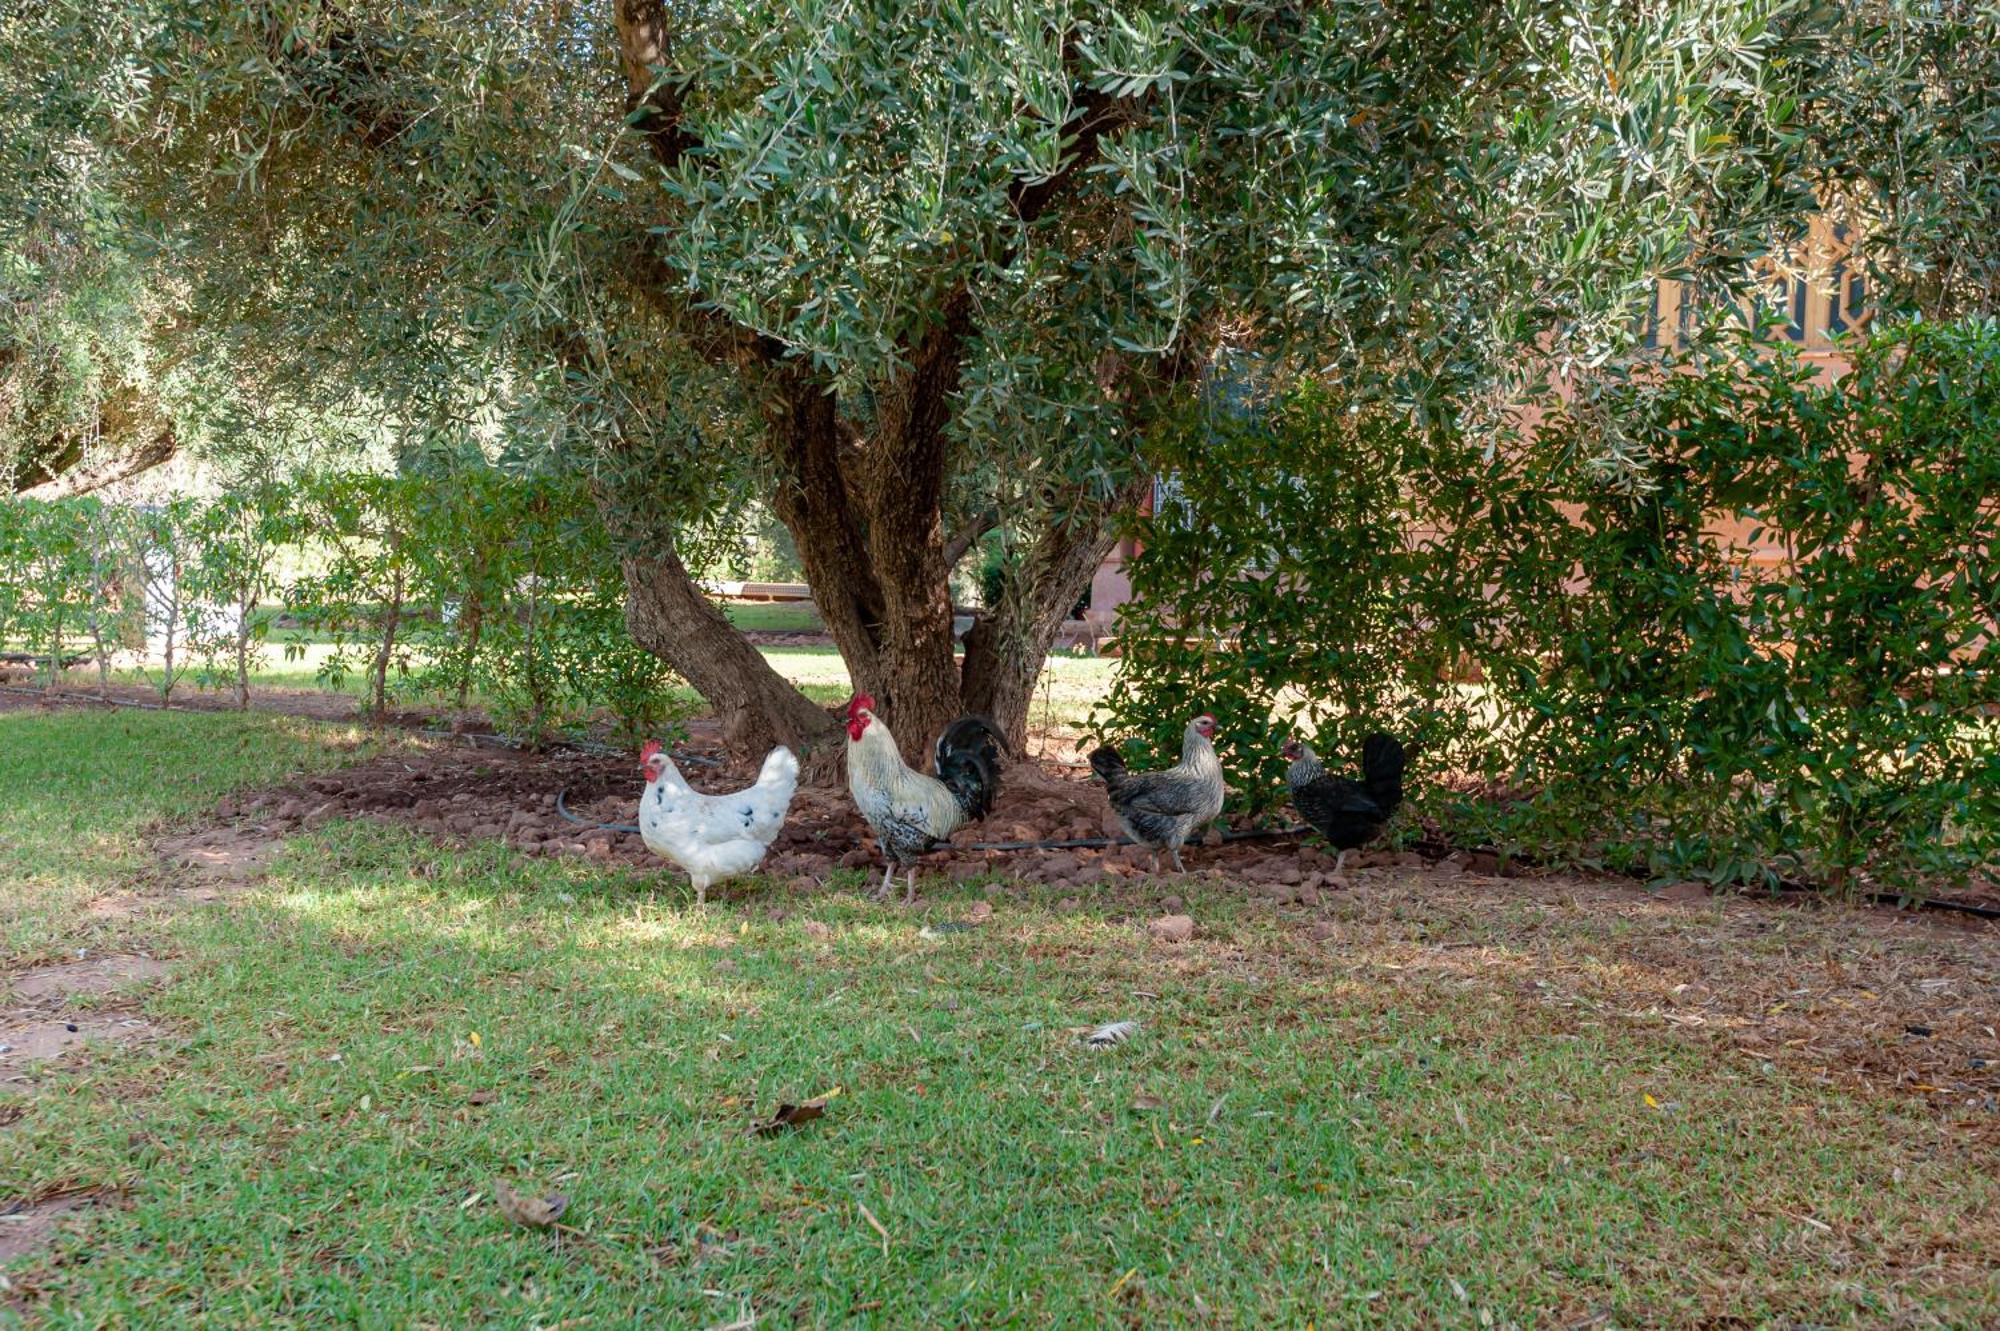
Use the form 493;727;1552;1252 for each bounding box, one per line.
1281;732;1406;875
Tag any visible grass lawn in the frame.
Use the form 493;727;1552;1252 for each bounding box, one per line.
3;708;1997;1326
723;602;826;634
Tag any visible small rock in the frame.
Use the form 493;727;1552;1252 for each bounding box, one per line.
214;797;239;819
1043;853;1081;879
838;848;873;870
1465;851;1502;876
1148;913;1196;943
1160;895;1185;913
1295;884;1320;906
1309;920;1338;941
967;900;994;923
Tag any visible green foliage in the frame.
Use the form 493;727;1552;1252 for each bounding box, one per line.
0;496;98;685
1104;321;2000;893
0;470;689;743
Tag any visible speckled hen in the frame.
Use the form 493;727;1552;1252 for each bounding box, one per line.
1089;714;1226;875
637;740;799;906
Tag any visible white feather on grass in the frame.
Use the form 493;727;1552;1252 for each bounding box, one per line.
1083;1020;1139;1048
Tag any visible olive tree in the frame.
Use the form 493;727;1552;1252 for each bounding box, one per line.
19;0;1902;758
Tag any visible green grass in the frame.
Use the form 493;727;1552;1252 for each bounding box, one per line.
723;601;825;634
0;708;378;961
4;709;1997;1325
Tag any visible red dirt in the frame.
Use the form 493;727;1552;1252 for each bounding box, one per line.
203;734;1997;929
218;737;1309;893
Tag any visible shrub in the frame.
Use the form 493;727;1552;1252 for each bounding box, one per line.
1101;321;2000;893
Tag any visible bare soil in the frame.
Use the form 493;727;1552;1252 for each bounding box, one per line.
0;1191;115;1268
8;955;170;1002
1;952;171;1078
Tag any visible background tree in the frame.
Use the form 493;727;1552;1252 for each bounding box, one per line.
13;0;1912;760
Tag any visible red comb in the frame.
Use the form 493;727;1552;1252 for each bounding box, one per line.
847;694;875;718
640;740;662;763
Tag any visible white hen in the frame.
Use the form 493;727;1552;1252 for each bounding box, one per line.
636;740;800;906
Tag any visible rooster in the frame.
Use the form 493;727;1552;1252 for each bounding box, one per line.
637;739;800;906
1089;714;1226;875
1282;732;1406;875
843;694;1004;904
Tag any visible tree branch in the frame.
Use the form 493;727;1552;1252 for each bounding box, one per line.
1006;88;1132;225
614;0;698;169
942;506;1002;570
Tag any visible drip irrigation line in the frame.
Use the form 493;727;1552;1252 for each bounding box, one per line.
554;786;641;834
966;824;1310;853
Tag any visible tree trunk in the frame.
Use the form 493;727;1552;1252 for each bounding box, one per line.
43;609;64;696
88;538;112;699
371;567;403;723
620;545;842;762
235;590;255;710
454;589;484;711
962;474;1148;752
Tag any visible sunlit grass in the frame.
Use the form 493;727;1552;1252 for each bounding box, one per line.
3;710;1997;1326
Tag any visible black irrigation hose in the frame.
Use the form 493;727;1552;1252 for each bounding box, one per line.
966;824;1311;852
554;786;641;835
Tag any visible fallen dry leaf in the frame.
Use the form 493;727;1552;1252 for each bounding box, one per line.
493;1178;568;1228
968;900;994;923
752;1085;843;1136
801;920;833;940
1131;1093;1166;1112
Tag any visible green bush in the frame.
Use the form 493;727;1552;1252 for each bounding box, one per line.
0;468;691;746
1101;321;2000;893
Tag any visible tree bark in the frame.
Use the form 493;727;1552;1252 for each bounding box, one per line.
620;543;842;761
962;474;1150;751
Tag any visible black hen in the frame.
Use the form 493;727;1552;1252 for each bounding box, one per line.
1282;732;1406;874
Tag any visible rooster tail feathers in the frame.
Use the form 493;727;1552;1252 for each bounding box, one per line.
935;715;1004;822
1360;732;1407;812
1087;745;1128;790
